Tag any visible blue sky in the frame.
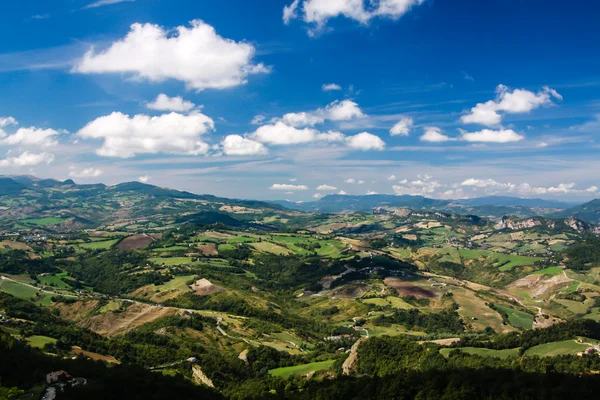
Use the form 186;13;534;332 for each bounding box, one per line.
0;0;599;201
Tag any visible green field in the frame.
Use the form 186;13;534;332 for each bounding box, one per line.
151;245;190;252
149;257;193;266
494;304;534;329
38;272;71;289
440;347;519;359
268;360;336;377
524;340;588;357
78;239;119;250
458;249;540;271
250;242;292;255
0;280;54;305
20;217;68;226
532;266;563;276
27;335;57;349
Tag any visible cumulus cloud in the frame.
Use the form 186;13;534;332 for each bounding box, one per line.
338;190;347;195
1;127;62;147
313;192;325;199
270;183;308;191
138;175;150;183
387;175;396;181
324;100;364;120
366;190;378;195
389;116;413;136
284;0;426;35
0;117;17;128
317;184;337;191
73;20;269;91
0;151;54;167
345;178;356;184
461;85;561;126
77;111;214;157
281;112;324;127
69;167;103;178
251;121;319;145
393;176;442;196
461;128;524;143
420;127;451;143
346;132;385;150
269;99;364;128
221;135;268;156
322;83;342;91
461;178;598;196
146;94;196;112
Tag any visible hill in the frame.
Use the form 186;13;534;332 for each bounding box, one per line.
273;194;577;218
0;176;291;232
547;199;600;224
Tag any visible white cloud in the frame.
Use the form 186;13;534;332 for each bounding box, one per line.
0;151;54;167
392;176;442;196
83;0;135;9
324;99;364;120
286;0;425;34
389;116;413;136
322;83;342;91
461;128;524;143
138;175;150;183
270;183;308;191
221;135;268;156
461;179;599;197
251;115;266;125
281;112;324;127
0;117;17;128
313;193;325;199
337;190;347;195
358;179;365;184
387;175;396;181
461;85;561;126
283;0;301;24
289;178;297;182
420;127;451;143
1;127;62;147
73;20;269;91
317;184;337;191
251;121;319;145
77;111;214;157
316;130;346;142
147;94;195;112
366;190;378;195
69;167;103;178
346;132;385;150
461;178;516;192
267;99;365;131
345;178;356;184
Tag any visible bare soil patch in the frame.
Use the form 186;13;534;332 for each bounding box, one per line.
71;346;120;364
384;277;437;298
0;241;33;251
197;243;218;256
117;234;154;250
191;278;225;296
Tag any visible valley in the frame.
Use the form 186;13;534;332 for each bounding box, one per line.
3;178;600;398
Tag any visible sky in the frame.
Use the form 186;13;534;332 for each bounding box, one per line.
0;0;599;202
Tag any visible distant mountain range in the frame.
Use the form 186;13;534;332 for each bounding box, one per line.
272;194;600;223
1;175;599;227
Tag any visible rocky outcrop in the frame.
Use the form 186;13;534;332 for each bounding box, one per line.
342;338;367;375
494;216;541;230
192;364;214;388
